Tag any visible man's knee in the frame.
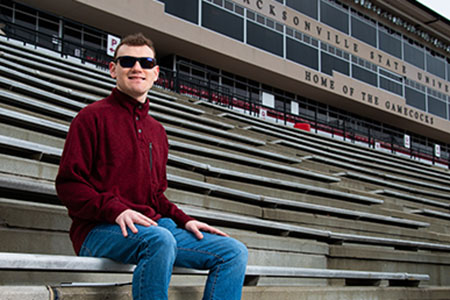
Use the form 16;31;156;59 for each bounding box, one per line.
228;238;249;266
138;226;177;259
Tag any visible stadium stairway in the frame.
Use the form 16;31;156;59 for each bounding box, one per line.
1;37;450;299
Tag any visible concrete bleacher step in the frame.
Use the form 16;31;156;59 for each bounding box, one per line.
154;111;265;146
1;95;294;167
0;106;69;138
164;124;302;164
271;137;450;185
1;42;215;119
0;43;114;85
0;196;327;260
309;154;450;190
0;147;433;236
181;205;450;252
151;103;233;129
0;123;64;149
372;189;450;209
200;174;383;208
167;179;431;232
411;208;450;221
3;285;450;300
1;197;447;288
0;135;61;163
0;51;112;95
0;89;76;121
0;55;204;120
0;155;57;184
334;172;450;202
169;139;338;182
339;172;450;201
170;150;339;189
151;96;206;115
168;172;383;207
261;207;440;244
1;145;434;240
2;172;449;253
0;61;101;103
165;186;262;218
0;76;85;111
329;243;450;286
210;105;450;180
0;38;111;79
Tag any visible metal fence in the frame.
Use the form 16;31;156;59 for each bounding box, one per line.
2;20;110;68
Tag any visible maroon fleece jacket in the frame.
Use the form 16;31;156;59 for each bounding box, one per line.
56;88;194;254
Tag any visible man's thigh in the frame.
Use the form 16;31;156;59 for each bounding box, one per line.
79;222;174;264
158;218;246;270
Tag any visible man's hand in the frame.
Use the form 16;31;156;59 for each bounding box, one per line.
115;209;158;237
185;220;229;240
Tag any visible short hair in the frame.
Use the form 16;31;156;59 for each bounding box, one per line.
114;33;156;59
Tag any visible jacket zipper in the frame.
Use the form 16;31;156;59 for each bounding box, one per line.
149;142;153;172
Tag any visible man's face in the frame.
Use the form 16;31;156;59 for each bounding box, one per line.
109;45;159;103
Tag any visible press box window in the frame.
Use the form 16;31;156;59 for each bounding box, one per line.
321;52;349;76
405;87;426;111
160;0;198;24
426;53;446;80
286;0;317;20
379;77;402;96
378;26;402;59
287;37;319;70
351;16;376;47
246;20;283;57
320;1;349;34
428;96;447;119
202;2;244;42
403;40;425;70
352;64;377;87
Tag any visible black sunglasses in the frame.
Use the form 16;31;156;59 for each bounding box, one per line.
114;56;157;69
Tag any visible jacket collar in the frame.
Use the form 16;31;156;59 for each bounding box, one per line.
111;88;150;118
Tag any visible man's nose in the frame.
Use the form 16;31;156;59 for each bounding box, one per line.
131;60;143;71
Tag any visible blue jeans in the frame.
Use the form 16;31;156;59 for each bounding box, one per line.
79;218;248;300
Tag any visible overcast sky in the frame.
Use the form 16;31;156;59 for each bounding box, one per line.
416;0;450;20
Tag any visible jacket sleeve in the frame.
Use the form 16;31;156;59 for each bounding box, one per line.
153;134;195;227
55;110;129;224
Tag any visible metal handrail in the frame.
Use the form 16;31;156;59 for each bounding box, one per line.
1;20;110;68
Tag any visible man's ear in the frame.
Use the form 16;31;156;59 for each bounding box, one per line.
109;61;117;79
153;65;160;83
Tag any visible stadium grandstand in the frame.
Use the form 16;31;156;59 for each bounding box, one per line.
0;0;449;299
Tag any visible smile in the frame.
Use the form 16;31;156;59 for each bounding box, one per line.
128;76;146;80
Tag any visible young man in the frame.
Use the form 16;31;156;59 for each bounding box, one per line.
56;33;248;300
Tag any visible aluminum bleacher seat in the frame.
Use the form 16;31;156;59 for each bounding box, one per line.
0;252;429;287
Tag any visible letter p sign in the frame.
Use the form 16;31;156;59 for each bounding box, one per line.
107;34;121;57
